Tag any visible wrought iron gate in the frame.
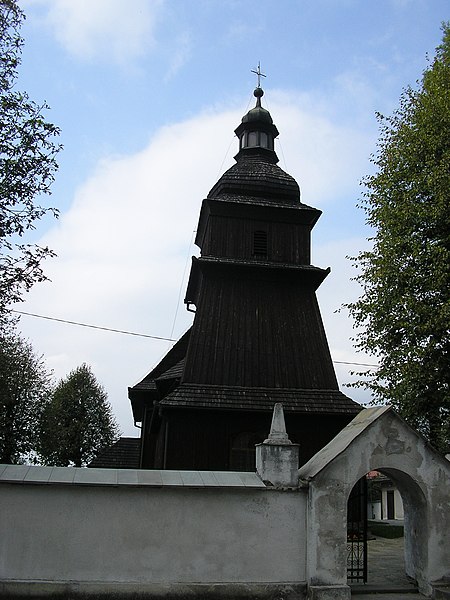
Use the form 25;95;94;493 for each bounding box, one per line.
347;477;368;582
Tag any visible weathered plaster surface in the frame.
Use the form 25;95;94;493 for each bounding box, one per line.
0;471;307;589
299;406;450;596
0;581;308;600
256;442;300;487
256;403;300;488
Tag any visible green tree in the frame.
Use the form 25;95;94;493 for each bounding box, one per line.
0;0;61;318
347;23;450;453
38;364;120;467
0;321;51;463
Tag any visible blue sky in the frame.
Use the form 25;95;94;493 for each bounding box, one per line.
14;0;449;435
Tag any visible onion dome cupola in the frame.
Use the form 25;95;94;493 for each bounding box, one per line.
234;86;279;163
208;86;301;206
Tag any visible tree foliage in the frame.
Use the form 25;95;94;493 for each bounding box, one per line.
0;320;51;463
347;24;450;452
0;0;61;317
38;364;120;467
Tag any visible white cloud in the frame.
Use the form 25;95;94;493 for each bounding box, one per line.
164;32;193;82
18;94;376;435
27;0;163;64
271;91;373;208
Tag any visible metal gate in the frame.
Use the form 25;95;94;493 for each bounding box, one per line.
347;477;368;582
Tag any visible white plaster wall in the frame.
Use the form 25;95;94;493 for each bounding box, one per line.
381;487;404;520
0;481;307;585
368;500;381;520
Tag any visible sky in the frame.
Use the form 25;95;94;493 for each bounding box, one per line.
11;0;449;436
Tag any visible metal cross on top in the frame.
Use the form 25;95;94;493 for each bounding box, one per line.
251;62;266;88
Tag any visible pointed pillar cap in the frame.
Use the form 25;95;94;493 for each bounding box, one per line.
264;403;292;445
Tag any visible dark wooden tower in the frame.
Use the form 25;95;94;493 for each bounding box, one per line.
129;86;360;470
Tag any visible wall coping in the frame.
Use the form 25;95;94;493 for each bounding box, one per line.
0;464;266;489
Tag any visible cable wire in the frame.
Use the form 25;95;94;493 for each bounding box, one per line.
170;229;196;339
333;360;379;369
12;309;379;368
12;310;176;342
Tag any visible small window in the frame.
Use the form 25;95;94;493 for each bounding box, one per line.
260;131;268;148
248;131;258;147
253;230;268;257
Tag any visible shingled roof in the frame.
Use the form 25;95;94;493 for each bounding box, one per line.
89;437;141;469
160;383;361;415
208;154;300;205
129;329;191;394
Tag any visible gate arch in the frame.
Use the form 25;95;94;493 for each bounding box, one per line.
298;406;450;599
345;466;428;587
373;467;427;586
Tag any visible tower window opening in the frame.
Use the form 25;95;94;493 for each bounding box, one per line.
240;131;273;150
253;230;268;257
248;131;258;147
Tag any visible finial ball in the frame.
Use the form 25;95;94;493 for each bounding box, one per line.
254;87;264;99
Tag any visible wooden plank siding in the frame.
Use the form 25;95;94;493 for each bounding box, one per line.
182;269;338;390
202;214;311;265
157;409;355;470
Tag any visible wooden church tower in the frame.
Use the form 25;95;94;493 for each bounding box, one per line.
129;83;360;470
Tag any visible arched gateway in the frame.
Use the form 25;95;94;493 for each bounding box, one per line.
298;406;450;600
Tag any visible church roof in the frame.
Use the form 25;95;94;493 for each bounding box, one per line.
88;437;141;469
156;359;185;381
128;330;191;423
208;154;300;205
129;329;191;394
159;383;361;415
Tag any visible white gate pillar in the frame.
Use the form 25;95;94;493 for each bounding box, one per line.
256;403;299;488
